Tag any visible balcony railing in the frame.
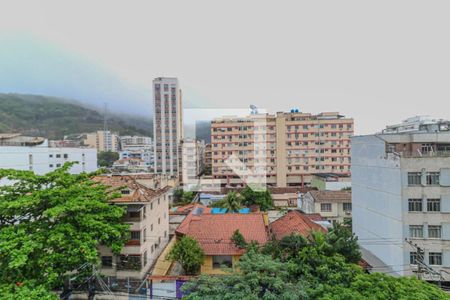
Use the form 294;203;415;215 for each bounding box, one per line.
391;150;450;158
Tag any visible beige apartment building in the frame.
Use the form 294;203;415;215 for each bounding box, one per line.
153;77;183;176
211;111;353;187
302;190;352;225
84;130;120;152
94;174;171;280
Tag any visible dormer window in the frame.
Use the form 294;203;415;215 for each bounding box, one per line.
121;189;131;195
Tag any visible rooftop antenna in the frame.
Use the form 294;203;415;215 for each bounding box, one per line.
250;104;258;115
103;103;108;132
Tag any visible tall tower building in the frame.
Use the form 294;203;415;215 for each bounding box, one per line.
153;77;183;175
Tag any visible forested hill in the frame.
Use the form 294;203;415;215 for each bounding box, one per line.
0;93;153;139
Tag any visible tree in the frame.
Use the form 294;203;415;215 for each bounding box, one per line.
172;188;196;205
325;223;361;264
240;186;273;211
211;191;243;212
97;151;119;167
0;164;129;296
182;250;308;300
231;229;247;249
167;236;205;275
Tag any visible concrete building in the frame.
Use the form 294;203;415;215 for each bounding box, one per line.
153;77;183;176
211;111;353;188
0;134;97;176
84;130;120;152
120;136;152;149
302;190;352;225
310;173;351;191
181;139;204;185
94;174;171;280
352;116;450;280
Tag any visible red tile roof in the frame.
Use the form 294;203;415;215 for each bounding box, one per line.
176;212;269;255
269;210;326;240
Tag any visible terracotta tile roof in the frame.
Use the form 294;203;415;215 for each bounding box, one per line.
93;175;170;203
176;212;269;255
305;213;324;222
269;210;326;240
170;204;211;215
307;190;351;203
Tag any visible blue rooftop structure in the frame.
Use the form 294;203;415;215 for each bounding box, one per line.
211;207;228;214
238;208;250;214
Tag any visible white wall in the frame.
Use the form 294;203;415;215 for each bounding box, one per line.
351;135;405;274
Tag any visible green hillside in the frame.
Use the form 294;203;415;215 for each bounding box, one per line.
0;93;152;139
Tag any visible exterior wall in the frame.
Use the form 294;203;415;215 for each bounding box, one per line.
211;112;353;187
351;135;405;274
153;77;183;176
0;145;97;176
84;131;119;152
99;192;170;279
200;255;241;275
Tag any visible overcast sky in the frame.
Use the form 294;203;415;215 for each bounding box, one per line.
1;0;450;134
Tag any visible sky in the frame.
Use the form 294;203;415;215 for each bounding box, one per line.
1;0;450;134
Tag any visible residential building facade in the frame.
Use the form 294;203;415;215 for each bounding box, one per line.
352;116;450;280
84;130;120;152
302;190;352;225
0;134;97;177
181;139;204;185
211;111;353;187
153;77;183;176
95;174;171;280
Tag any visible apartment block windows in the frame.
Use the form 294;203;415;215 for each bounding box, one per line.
429;252;442;265
407;172;421;186
143;251;148;266
343;203;352;211
428;225;442;239
101;256;113;268
426;172;440;185
427;199;441;212
408;199;422;212
130;231;141;242
410;252;418;265
321;203;332;212
409;225;423;238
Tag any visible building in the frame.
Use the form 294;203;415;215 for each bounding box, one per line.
181;139;205;185
269;210;327;240
94;174;171;280
352;116;450;280
112;158;150;173
203;143;212;175
0;134;97;176
153;77;183;176
302;190;352;225
120;136;152;149
310;173;351;191
175;209;269;274
211;111;353;188
84;130;120;152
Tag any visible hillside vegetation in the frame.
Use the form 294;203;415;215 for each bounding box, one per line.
0;93;152;139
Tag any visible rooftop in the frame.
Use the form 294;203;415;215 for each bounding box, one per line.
307;190;351;203
269;210;326;240
176;210;269;255
382;116;450;134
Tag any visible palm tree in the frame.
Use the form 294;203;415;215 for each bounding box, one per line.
223;191;243;212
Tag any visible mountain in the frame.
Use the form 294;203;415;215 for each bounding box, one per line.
0;93;152;139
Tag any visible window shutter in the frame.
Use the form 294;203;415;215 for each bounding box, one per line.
442;223;450;240
442;196;450;213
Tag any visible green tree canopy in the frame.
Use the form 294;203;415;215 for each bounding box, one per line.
167;236;205;275
240;186;273;211
0;164;129;297
211;191;243;212
231;229;247;249
98;151;119;167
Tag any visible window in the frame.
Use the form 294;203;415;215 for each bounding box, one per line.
428;225;441;238
427;199;440;212
129;211;140;219
49;164;54;168
409;225;423;238
343;203;352;211
117;255;141;270
56;164;61;167
426;172;440;185
408;199;422;212
143;228;147;242
130;231;141;241
49;154;53;158
212;255;232;269
409;252;419;264
429;252;442;265
56;154;61;158
101;256;113;268
63;154;68;159
407;172;421;186
321;203;332;212
143;251;148;266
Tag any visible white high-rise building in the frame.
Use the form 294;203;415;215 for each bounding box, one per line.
153;77;183;176
352;116;450;280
